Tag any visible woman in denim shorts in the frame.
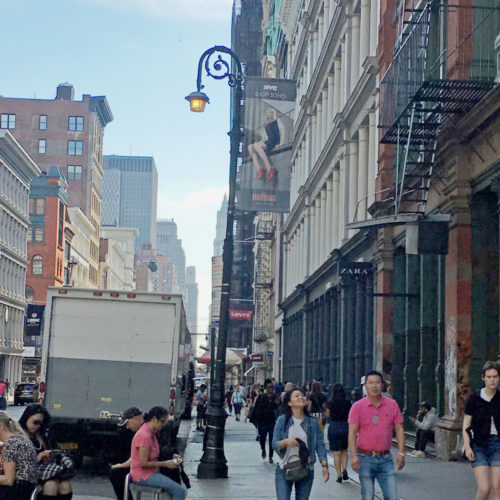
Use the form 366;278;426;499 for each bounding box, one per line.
463;360;500;499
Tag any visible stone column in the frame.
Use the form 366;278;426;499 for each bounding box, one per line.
322;89;329;146
316;103;322;160
315;196;322;270
351;14;360;92
368;110;377;216
326;177;334;253
332;168;340;249
404;254;420;419
329;0;336;22
307;38;313;87
341;39;348;110
348;139;359;234
313;30;319;67
309;203;316;276
328;75;335;134
334;58;341;115
358;126;369;221
320;188;327;262
370;0;378;56
360;0;370;68
319;15;324;47
355;278;367;384
339;153;347;244
324;1;330;33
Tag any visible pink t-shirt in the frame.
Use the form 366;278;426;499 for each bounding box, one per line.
130;423;160;482
348;396;403;452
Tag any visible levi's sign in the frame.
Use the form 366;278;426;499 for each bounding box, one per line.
229;309;254;321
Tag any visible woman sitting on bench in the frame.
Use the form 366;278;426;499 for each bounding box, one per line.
130;406;186;500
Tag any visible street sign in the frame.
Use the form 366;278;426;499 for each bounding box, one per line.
268;350;274;357
250;353;264;362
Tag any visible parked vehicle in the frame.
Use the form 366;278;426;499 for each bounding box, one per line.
39;287;191;465
14;383;35;405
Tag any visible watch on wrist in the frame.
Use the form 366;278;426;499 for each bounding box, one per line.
321;461;328;467
398;452;405;457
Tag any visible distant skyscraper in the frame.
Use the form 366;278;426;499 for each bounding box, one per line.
102;155;158;251
185;266;198;333
213;194;228;257
156;219;186;289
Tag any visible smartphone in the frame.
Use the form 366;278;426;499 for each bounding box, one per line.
50;449;62;459
174;457;183;464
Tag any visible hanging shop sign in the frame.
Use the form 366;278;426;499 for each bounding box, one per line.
250;353;264;362
229;309;254;321
237;77;297;213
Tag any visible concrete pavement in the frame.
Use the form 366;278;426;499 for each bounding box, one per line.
183;414;477;500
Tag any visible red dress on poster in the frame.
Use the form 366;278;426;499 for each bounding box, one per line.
0;383;6;396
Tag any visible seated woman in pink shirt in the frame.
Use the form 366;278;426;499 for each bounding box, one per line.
130;406;186;499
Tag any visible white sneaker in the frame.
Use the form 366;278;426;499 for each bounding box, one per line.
414;450;425;458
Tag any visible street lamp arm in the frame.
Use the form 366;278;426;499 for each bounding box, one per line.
195;45;243;92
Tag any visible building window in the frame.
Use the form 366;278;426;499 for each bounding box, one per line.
39;115;47;130
68;116;84;131
33;227;44;242
29;198;45;215
38;139;46;154
64;241;71;260
67;165;83;180
68;140;83;156
32;255;43;275
0;114;15;129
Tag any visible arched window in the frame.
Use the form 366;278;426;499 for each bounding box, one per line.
32;255;42;275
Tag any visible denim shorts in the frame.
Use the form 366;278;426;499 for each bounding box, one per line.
472;435;500;468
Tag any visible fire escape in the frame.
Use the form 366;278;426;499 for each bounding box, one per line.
348;1;499;230
253;217;275;345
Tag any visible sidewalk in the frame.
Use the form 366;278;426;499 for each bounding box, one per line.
183;415;477;500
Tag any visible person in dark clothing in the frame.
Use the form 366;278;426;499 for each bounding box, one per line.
109;407;144;500
251;379;280;463
307;382;327;431
326;383;351;483
463;360;500;500
225;386;234;415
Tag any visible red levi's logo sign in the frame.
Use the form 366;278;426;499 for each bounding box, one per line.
229;309;254;321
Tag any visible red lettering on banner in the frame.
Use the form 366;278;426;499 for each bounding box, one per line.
229;309;254;321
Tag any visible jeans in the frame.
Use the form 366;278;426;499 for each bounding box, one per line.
358;453;397;500
275;466;314;500
259;423;274;458
137;472;187;500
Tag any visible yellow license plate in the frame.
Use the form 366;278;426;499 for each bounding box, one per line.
59;442;78;450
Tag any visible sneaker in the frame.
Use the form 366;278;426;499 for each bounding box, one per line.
257;166;267;181
408;450;417;457
261;450;266;459
269;457;273;464
336;476;342;483
342;469;348;480
414;450;425;458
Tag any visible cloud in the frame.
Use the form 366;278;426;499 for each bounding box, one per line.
87;0;233;20
169;186;227;212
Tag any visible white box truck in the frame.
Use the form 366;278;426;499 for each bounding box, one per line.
39;287;191;464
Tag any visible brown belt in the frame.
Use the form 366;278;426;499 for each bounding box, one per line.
358;448;391;457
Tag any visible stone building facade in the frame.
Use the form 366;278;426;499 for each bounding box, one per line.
0;131;41;385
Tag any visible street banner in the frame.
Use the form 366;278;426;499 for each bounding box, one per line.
24;304;45;336
237;77;297;212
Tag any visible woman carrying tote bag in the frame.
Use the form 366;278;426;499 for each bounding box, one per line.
273;387;329;499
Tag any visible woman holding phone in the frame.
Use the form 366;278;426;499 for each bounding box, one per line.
19;403;73;500
130;406;187;499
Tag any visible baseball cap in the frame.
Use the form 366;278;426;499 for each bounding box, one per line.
419;401;431;410
117;407;142;426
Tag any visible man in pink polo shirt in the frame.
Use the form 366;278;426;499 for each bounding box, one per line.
348;370;405;499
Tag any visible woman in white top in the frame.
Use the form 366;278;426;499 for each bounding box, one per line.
273;388;329;499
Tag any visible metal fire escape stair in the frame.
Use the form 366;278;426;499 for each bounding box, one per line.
347;1;499;230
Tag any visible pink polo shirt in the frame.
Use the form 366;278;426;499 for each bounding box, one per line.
348;396;403;451
130;423;160;482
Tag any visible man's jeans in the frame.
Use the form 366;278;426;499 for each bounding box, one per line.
137;472;187;500
275;466;314;500
358;453;397;500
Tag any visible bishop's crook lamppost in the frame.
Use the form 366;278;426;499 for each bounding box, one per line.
186;45;243;479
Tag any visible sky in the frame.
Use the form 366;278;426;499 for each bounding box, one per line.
1;0;236;332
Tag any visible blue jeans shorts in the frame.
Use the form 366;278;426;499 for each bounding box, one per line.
472;435;500;468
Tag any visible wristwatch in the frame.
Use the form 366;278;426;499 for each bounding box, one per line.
321;460;328;467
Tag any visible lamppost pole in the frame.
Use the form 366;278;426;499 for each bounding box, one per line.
186;45;243;479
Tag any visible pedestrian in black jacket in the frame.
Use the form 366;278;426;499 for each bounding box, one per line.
251;378;280;463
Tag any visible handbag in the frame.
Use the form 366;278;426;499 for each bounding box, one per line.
283;459;310;482
39;453;75;482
